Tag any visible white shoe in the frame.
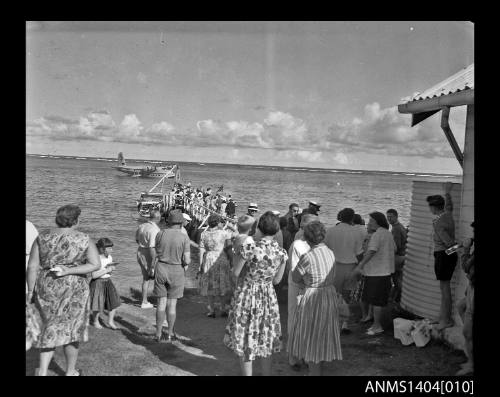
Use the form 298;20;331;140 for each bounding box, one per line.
163;320;168;327
141;302;154;309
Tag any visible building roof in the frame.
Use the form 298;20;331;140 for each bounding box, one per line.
400;64;474;104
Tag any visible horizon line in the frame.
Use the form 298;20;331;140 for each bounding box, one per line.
25;152;462;177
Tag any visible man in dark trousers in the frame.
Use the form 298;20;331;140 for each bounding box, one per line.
427;182;456;330
225;195;236;217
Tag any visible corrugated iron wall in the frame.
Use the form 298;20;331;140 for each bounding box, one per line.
401;181;466;321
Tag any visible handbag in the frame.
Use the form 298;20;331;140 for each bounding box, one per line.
336;293;351;322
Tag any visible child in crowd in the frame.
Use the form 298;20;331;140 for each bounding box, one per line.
90;238;121;330
230;215;255;285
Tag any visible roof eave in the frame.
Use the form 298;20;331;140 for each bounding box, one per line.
398;89;474;115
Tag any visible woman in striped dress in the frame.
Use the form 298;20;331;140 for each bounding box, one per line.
288;221;342;375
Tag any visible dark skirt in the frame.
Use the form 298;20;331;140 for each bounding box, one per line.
89;278;121;312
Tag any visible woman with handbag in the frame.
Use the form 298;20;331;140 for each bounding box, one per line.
288;221;342;376
26;204;101;376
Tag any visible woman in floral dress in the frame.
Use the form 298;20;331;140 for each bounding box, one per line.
224;211;288;376
199;214;233;317
26;205;101;376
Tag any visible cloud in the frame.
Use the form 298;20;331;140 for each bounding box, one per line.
26;103;460;159
326;102;454;158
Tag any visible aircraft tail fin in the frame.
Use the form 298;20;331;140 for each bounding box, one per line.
118;152;126;166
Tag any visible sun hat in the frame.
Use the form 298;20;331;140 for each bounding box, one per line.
309;200;321;208
168;210;184;225
248;203;259;212
182;213;192;221
271;210;280;216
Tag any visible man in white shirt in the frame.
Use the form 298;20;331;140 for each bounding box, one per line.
136;210;161;308
26;220;38;293
324;208;365;334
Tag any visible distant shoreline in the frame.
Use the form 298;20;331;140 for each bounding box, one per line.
26;153;462;178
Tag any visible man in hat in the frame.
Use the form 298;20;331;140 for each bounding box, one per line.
135;209;162;309
153;210;192;342
181;212;199;249
297;201;321;227
247;202;260;236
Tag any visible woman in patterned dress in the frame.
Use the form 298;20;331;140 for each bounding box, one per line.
26;205;101;376
199;214;233;317
224;211;288;376
288;221;342;376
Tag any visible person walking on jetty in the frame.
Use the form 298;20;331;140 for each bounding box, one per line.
135;210;161;309
181;213;199;249
26;204;101;376
247;202;260;236
353;212;396;335
426;182;457;330
386;209;407;303
225;195;236;217
297;200;321;227
153;210;191;342
288;221;342;376
286;213;315;370
282;203;300;242
224;211;288;376
199;214;233;317
324;208;365;334
89;238;121;330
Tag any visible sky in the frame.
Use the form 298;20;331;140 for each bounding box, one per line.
26;21;474;173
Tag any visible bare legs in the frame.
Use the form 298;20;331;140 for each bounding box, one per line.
92;311;103;328
108;309;117;329
37;343;80;376
93;310;118;329
37;348;55;376
371;305;384;331
207;295;230;315
63;342;80;375
239;357;252;376
207;295;216;315
166;298;178;337
156;297;167;339
360;302;373;322
239;356;273;376
141;278;150;305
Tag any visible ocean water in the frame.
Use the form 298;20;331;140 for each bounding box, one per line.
26;155;459;295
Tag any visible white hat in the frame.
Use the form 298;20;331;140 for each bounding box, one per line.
271;210;280;216
309;200;321;208
248;203;259;212
182;213;192;221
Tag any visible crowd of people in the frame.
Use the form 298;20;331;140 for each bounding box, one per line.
26;181;474;376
